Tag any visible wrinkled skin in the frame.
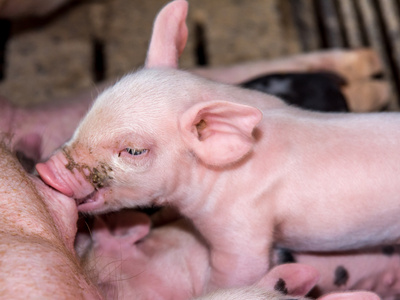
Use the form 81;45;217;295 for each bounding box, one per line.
0;137;101;299
37;0;400;290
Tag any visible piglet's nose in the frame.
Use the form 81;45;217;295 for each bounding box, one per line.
36;162;74;197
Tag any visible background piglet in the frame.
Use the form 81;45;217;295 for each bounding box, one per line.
79;210;379;300
241;72;349;112
276;247;400;298
192;48;388;112
36;0;400;290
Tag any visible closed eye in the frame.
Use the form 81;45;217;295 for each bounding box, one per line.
119;148;148;157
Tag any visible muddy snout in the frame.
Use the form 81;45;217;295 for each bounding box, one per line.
36;149;112;204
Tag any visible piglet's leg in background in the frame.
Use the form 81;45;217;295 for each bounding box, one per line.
285;247;400;298
192;49;389;112
0;138;102;299
192;49;382;84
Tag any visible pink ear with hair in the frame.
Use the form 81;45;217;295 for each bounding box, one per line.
145;0;189;69
93;211;151;251
179;101;262;167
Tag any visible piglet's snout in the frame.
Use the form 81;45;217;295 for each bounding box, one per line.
36;152;95;200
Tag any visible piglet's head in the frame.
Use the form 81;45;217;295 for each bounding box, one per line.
36;0;262;214
36;71;261;213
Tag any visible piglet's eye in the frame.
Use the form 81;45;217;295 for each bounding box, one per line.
125;148;148;156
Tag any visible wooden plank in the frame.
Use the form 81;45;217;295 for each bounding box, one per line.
105;0;302;76
317;0;343;47
275;0;302;55
337;0;363;47
0;2;94;105
379;0;400;94
186;0;301;67
357;0;398;109
104;0;169;78
289;0;319;51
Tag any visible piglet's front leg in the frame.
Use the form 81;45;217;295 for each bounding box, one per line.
208;249;268;290
202;216;274;290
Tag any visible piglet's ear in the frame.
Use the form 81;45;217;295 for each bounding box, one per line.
93;212;151;251
180;101;262;167
145;0;188;69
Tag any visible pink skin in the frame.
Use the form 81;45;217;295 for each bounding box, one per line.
36;0;400;289
82;210;379;300
0;138;101;299
81;211;209;300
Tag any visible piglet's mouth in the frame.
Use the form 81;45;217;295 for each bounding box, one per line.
75;191;96;206
75;191;105;212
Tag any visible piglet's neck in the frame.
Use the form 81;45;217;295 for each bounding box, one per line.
170;162;222;218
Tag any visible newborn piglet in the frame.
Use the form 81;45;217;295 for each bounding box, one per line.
37;0;400;290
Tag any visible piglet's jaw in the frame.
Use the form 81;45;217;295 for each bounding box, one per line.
36;151;95;200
